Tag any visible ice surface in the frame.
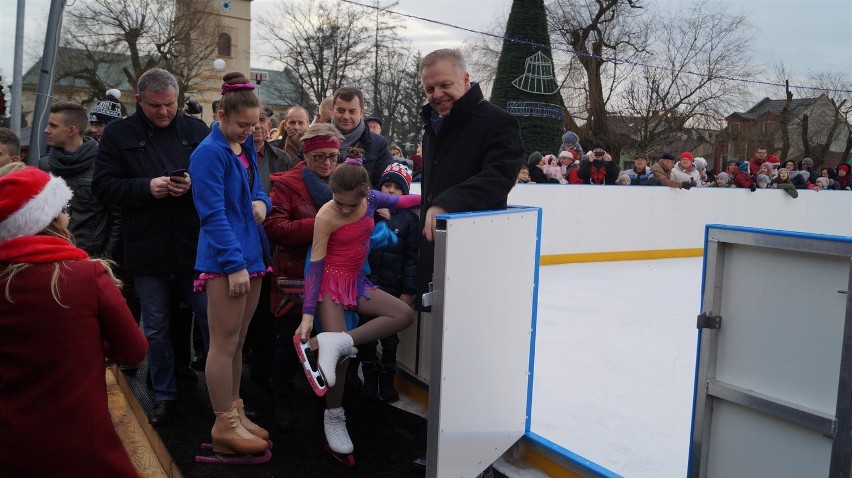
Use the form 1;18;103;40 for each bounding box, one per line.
530;258;703;478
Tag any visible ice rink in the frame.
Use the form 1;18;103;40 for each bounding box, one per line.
530;257;704;478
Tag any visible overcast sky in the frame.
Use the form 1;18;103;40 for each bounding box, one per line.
3;0;850;97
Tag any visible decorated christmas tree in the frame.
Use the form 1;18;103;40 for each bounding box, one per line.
490;0;565;156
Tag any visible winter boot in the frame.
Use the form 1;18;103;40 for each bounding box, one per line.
211;407;268;455
360;361;379;400
324;407;354;454
232;397;269;441
378;363;400;403
316;332;357;388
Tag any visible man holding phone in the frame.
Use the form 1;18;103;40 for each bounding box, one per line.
93;68;211;425
578;140;620;185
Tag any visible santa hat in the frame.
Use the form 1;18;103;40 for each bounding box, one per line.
379;163;412;195
0;167;73;242
559;150;577;162
89;89;123;125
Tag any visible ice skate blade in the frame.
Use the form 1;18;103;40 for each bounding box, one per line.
324;441;356;468
293;334;328;397
195;445;272;465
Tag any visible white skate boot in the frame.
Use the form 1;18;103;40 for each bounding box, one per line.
316;332;357;388
324;407;355;467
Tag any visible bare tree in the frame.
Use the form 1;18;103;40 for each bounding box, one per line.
61;0;220;103
547;0;649;150
795;73;852;168
614;2;753;153
256;0;373;105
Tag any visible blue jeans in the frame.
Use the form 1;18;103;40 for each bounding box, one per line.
135;273;209;401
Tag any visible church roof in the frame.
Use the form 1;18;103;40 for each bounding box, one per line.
727;96;824;121
22;47;137;91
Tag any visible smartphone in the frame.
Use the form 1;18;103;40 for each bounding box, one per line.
169;168;187;179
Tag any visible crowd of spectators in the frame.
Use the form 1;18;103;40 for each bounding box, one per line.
517;138;851;198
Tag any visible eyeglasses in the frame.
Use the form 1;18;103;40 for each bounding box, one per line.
310;152;340;164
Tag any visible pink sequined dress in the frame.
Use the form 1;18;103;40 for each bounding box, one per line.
319;190;396;309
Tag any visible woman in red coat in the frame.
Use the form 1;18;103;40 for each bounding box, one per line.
0;167;148;478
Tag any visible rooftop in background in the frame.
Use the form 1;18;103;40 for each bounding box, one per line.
727;96;825;121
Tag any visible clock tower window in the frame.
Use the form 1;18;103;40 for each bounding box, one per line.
217;33;232;57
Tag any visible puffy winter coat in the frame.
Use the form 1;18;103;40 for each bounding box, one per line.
367;209;419;297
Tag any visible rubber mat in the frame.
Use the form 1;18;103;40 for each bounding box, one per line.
124;360;429;478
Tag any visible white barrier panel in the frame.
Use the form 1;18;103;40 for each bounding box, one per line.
691;226;852;477
426;207;540;478
410;183;852;261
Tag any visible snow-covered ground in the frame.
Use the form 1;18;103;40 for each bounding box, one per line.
530;258;703;478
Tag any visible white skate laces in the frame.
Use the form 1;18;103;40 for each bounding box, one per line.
316;332;357;388
324;407;354;454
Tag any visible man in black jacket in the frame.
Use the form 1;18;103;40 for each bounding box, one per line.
331;86;393;188
93;68;210;425
417;48;524;296
40;101;120;258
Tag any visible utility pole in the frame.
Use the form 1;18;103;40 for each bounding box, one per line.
372;0;397;115
11;0;25;135
27;0;67;165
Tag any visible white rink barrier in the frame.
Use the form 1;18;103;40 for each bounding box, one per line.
411;183;852;263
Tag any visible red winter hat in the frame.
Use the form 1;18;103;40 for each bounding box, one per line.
380;163;412;195
766;154;780;164
0;167;72;242
679;151;694;161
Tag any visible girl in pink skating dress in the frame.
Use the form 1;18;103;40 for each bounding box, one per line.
293;151;419;463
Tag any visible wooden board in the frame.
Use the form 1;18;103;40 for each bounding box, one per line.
106;364;182;478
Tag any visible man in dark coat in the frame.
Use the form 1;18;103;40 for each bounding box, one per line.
331;86;393;188
417;48;524;297
92;68;210;425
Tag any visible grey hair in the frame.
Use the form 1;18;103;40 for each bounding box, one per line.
419;48;467;75
137;68;179;96
300;122;344;143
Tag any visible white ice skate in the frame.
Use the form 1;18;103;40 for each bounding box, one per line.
316;332;357;388
324;407;355;467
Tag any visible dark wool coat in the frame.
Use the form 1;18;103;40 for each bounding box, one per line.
417;83;524;294
93;109;211;274
0;260;147;477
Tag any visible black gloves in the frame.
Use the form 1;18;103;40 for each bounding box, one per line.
750;183;757;192
681;181;692;190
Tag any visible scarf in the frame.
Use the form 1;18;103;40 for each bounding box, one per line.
302;166;332;207
338;120;366;157
47;137;98;177
0;235;88;264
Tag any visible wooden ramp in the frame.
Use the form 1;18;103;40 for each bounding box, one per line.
105;364;182;478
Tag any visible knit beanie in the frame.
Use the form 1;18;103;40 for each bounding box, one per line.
679;151;694;162
89;89;123;125
693;157;707;169
661;152;676;161
0;167;73;242
379;163;412;195
591;140;606;151
815;177;830;188
756;174;770;185
528;151;543;168
562;131;579;144
716;172;731;184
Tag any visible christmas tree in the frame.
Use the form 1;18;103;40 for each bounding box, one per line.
490;0;565;156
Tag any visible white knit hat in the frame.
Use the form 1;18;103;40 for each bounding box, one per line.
0;167;73;242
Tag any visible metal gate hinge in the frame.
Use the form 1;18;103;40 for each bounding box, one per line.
697;312;722;329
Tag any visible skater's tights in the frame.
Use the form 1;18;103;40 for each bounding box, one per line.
205;276;262;412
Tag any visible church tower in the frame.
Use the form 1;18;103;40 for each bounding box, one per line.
196;0;252;122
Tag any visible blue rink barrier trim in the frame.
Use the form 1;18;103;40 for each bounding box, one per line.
525;432;623;478
526;208;543;432
706;223;852;243
435;205;541;221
